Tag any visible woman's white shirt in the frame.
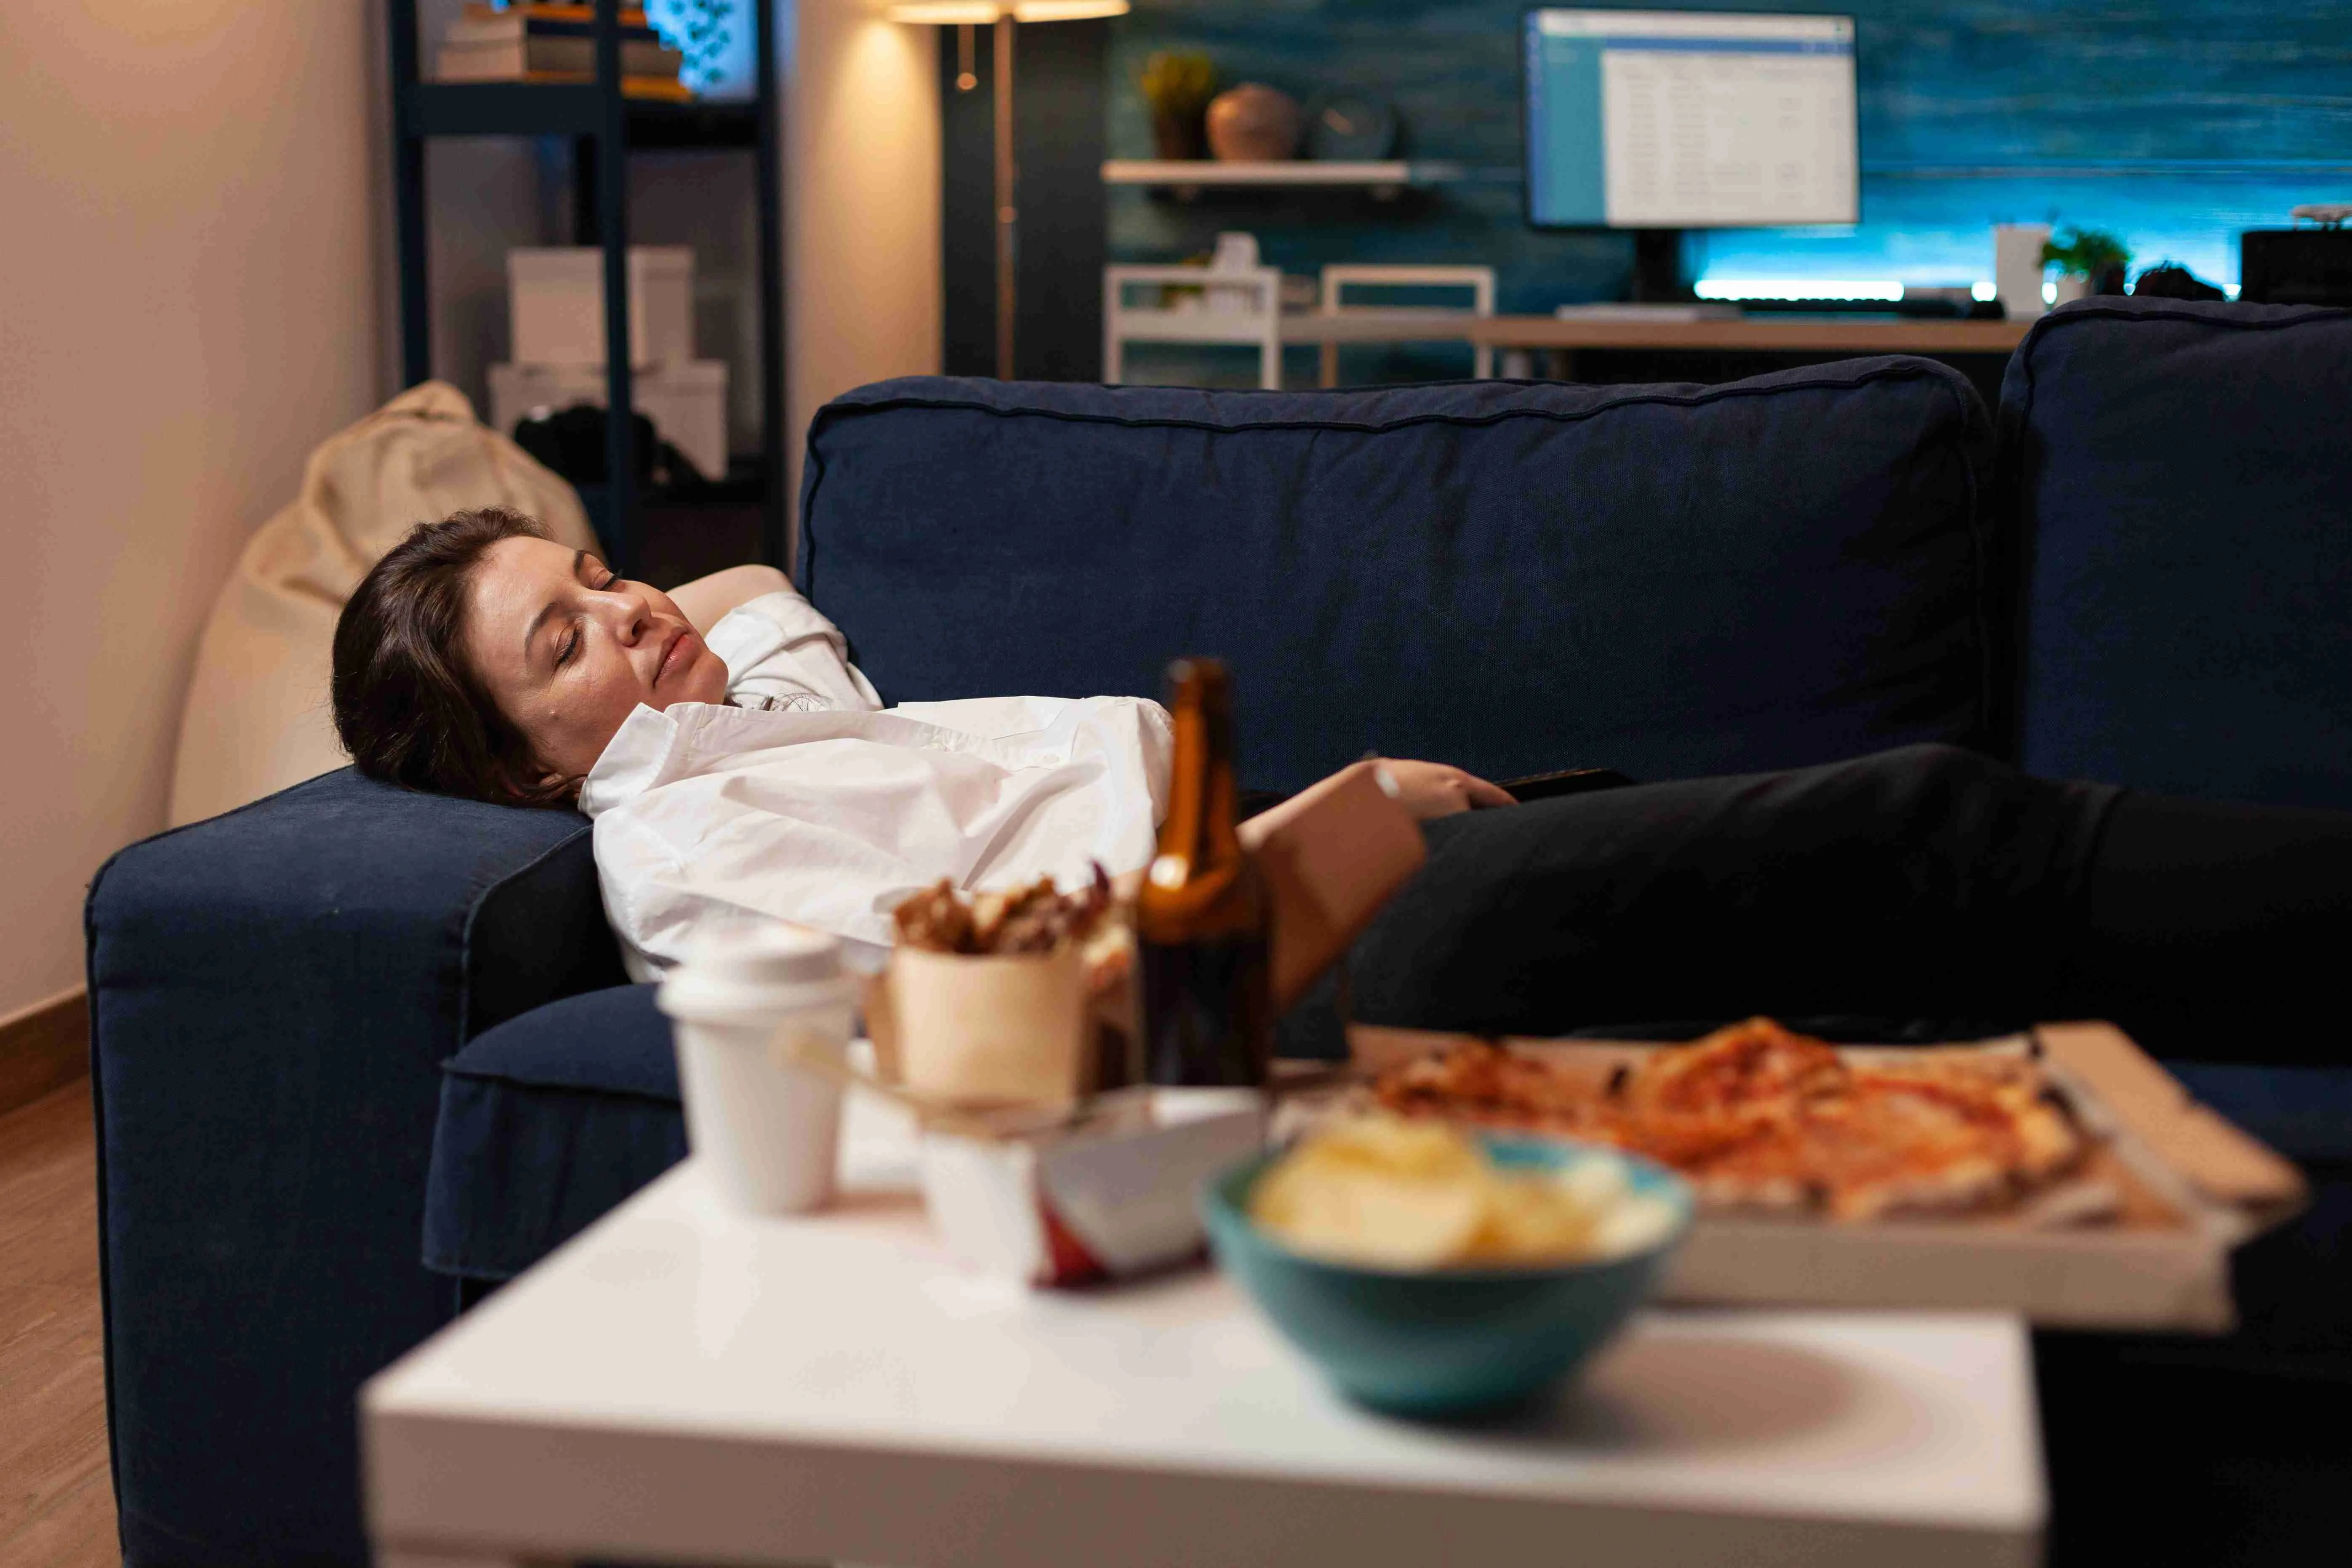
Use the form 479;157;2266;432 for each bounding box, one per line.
578;590;1172;979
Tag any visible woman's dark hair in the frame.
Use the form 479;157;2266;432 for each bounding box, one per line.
331;506;573;808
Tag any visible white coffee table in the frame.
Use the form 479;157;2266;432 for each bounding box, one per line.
362;1094;2046;1568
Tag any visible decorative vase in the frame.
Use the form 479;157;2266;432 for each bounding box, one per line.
1206;84;1304;162
1306;96;1397;162
1151;107;1207;162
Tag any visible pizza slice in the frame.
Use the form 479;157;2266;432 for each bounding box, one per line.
1366;1019;2087;1222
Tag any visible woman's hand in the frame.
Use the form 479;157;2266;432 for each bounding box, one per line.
1375;759;1516;821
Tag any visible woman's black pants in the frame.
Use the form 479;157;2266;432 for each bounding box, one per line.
1348;742;2352;1064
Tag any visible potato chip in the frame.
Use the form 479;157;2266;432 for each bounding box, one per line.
1286;1116;1485;1182
1253;1161;1487;1269
1249;1116;1672;1270
1593;1195;1680;1257
1461;1172;1599;1264
1557;1157;1628;1213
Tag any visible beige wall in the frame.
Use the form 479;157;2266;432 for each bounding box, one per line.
0;3;384;1017
784;0;943;553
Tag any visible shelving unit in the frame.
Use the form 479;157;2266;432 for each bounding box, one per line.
388;1;785;577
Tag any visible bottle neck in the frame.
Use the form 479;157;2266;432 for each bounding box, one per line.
1156;693;1243;879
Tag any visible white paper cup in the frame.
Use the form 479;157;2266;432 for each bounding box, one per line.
888;944;1089;1108
659;927;852;1215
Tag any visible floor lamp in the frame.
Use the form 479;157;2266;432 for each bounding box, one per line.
887;1;1131;380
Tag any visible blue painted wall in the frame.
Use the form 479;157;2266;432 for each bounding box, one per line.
1107;1;2352;306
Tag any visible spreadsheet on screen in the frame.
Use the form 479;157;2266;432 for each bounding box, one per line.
1526;9;1860;229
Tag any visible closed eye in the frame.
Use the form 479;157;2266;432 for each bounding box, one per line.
557;624;582;666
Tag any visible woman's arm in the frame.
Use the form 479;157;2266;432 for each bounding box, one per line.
669;564;791;636
1232;759;1511;861
1375;759;1517;819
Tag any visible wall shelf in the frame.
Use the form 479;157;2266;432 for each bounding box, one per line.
1101;160;1469;190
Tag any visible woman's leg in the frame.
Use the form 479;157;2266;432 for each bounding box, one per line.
2058;791;2352;1063
1348;743;2352;1062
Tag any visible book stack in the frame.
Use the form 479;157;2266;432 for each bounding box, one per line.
435;2;690;101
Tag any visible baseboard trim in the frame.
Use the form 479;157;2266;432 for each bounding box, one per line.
0;987;89;1117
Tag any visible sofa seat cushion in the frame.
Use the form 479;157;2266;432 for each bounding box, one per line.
2003;297;2352;807
424;983;684;1282
802;365;1999;791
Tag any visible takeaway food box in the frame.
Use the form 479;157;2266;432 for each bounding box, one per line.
1328;1022;2308;1333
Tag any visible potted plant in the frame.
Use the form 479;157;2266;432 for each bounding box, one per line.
1140;51;1218;161
2041;226;2131;303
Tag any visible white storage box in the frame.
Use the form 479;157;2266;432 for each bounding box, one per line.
507;246;695;368
488;359;730;481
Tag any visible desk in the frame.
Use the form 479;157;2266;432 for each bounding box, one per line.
1471;315;2033;356
1109;303;1488;390
1112;306;1485;347
1112;308;2030;390
365;1094;2045;1568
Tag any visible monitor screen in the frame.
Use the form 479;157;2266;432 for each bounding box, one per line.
1525;9;1859;229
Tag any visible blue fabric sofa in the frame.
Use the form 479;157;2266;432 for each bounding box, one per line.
86;300;2352;1565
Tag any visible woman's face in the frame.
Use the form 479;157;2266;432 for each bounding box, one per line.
463;535;730;790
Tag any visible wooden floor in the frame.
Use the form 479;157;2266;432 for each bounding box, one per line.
0;1080;116;1566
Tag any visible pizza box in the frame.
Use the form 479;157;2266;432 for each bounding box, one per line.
1336;1022;2308;1333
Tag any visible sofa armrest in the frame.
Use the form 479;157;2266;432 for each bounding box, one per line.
84;767;623;1566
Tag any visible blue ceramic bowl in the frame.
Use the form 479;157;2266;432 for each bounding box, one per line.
1201;1136;1692;1418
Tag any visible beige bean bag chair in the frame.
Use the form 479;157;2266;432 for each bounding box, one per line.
168;381;597;827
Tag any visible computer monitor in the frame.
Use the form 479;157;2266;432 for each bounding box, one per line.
1524;9;1859;230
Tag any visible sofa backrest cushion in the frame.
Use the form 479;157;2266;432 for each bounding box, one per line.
800;365;1997;792
2001;298;2352;807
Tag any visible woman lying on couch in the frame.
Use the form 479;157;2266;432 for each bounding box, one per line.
330;507;2352;1060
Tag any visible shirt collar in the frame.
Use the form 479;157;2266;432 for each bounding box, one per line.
577;703;682;817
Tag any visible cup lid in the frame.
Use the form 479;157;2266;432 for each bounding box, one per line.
682;923;842;989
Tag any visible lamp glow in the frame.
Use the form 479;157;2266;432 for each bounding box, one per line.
885;0;1129;20
1012;0;1130;19
885;3;1002;23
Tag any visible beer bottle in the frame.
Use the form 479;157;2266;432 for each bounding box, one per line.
1137;658;1273;1086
